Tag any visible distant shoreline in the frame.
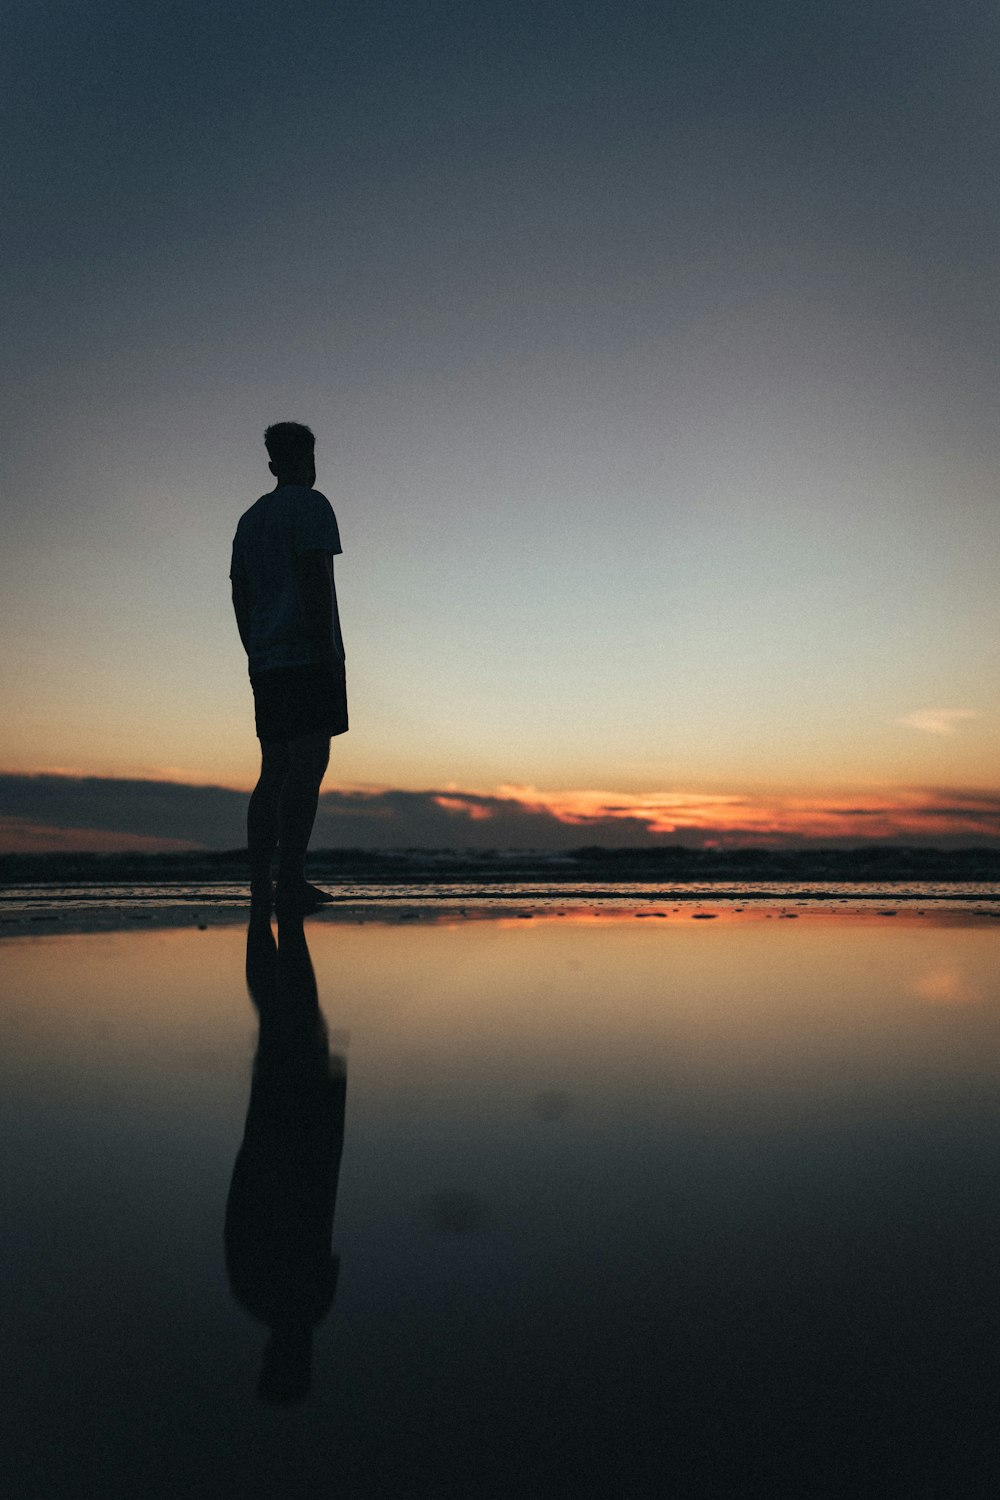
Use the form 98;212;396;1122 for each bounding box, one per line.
3;843;1000;887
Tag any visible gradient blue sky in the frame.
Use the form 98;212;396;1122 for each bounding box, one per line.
3;1;999;847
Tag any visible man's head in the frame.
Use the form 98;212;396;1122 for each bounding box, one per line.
264;422;316;487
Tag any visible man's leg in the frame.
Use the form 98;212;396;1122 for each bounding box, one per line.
248;740;290;902
275;730;331;900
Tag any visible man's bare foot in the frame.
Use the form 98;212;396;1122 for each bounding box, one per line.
274;874;336;913
301;879;335;903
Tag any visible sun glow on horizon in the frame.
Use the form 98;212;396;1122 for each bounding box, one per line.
471;783;1000;844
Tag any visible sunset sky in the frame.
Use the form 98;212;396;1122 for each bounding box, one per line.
3;0;999;850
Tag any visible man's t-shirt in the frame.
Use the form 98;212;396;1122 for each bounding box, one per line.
230;486;345;676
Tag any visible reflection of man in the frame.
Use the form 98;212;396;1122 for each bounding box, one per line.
230;422;347;914
225;911;347;1404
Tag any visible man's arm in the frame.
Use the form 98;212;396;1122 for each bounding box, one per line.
295;549;338;662
232;575;252;655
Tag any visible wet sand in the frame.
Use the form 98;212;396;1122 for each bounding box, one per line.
3;878;1000;939
3;905;1000;1496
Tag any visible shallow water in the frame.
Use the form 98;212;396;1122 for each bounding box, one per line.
3;910;1000;1497
4;877;1000;911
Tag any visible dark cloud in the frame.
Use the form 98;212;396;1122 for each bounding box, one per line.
0;774;246;849
313;787;686;849
0;775;682;852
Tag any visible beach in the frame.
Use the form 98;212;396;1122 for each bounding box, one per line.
4;892;1000;1496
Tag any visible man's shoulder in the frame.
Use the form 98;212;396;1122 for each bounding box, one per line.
234;493;271;530
285;485;332;507
232;488;338;550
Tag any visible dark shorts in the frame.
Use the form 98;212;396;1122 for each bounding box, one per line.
251;661;348;744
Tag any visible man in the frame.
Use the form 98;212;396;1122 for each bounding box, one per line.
230;423;347;912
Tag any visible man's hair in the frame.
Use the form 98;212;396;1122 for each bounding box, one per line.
264;422;315;469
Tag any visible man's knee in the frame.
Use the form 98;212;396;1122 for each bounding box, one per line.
259;741;291;780
287;731;330;781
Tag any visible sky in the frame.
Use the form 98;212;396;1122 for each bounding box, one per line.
3;0;1000;850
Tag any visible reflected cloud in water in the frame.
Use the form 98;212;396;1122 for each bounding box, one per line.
224;912;347;1404
914;963;985;1005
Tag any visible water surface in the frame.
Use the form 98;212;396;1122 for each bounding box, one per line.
3;909;1000;1496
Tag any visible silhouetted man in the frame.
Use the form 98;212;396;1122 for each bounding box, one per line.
231;423;347;912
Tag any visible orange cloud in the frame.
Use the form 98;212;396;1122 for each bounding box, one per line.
493;785;1000;844
433;795;494;821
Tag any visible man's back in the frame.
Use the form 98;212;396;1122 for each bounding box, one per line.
230;483;343;676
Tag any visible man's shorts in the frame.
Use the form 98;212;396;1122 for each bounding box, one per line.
251;661;348;744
